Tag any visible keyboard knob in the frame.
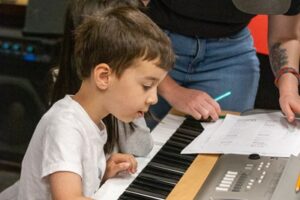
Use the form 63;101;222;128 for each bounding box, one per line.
248;153;260;160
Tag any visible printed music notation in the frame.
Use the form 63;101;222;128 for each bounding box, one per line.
183;112;300;157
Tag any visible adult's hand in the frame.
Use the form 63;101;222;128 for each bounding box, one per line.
158;76;221;120
280;93;300;122
278;73;300;122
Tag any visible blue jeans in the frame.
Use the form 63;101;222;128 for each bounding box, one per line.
147;28;260;129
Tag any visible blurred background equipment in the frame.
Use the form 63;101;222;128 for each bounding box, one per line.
0;0;67;191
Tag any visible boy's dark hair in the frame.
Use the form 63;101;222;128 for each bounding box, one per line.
74;6;174;79
51;0;146;105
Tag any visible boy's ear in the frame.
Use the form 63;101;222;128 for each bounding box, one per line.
93;63;112;90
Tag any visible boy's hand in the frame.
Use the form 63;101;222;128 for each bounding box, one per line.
103;153;137;181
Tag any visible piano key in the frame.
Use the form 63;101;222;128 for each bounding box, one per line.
177;127;201;137
139;173;176;186
171;134;194;144
161;146;197;160
167;139;190;150
147;161;185;174
160;144;181;153
125;186;166;199
165;140;187;149
181;120;201;128
159;149;195;162
177;126;200;135
119;118;204;199
173;130;197;141
127;176;174;198
182;117;203;128
134;176;174;191
179;120;203;134
154;154;190;168
141;165;182;184
149;159;186;174
120;191;164;200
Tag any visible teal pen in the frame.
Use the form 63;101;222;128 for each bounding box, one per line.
214;91;232;102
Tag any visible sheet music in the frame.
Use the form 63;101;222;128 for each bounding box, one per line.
182;112;300;157
181;120;224;154
93;114;185;200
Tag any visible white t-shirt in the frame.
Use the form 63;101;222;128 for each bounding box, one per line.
1;95;107;200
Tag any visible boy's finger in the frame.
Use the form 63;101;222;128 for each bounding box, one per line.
110;153;133;163
128;156;137;173
116;162;130;172
109;154;137;173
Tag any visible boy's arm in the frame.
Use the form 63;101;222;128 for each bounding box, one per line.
268;14;300;121
49;172;93;200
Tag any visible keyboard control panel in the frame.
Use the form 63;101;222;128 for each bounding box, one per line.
194;154;288;200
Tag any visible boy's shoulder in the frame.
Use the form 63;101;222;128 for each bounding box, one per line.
39;95;102;139
43;95;84;124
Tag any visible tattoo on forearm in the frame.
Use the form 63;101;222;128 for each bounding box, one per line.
269;43;288;73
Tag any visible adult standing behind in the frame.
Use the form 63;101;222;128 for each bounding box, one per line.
145;0;300;129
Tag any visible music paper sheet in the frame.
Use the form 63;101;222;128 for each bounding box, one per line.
182;112;300;157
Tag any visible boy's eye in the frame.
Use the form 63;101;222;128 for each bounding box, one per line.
142;84;153;91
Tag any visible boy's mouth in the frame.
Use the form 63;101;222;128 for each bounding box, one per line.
137;111;145;118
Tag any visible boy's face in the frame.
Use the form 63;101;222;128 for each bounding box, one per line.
106;59;167;123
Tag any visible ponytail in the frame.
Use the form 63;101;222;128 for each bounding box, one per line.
50;5;81;105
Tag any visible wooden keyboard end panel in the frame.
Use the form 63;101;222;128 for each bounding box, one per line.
167;154;219;200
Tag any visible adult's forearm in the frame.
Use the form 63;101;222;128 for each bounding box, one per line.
268;14;300;94
268;14;300;74
157;75;180;102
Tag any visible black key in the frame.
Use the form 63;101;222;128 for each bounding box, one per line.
163;140;183;150
183;118;204;128
126;186;166;199
158;150;194;162
168;138;190;149
141;165;182;184
180;119;203;132
171;134;193;144
177;127;201;137
119;191;161;200
127;176;174;199
160;144;181;154
154;154;190;169
165;140;186;149
160;146;197;161
173;131;196;141
149;160;185;173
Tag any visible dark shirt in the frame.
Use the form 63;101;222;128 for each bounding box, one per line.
146;0;300;38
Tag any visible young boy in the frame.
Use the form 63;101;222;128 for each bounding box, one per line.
50;0;155;157
0;5;174;200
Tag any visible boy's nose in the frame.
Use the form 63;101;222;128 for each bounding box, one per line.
146;90;158;105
